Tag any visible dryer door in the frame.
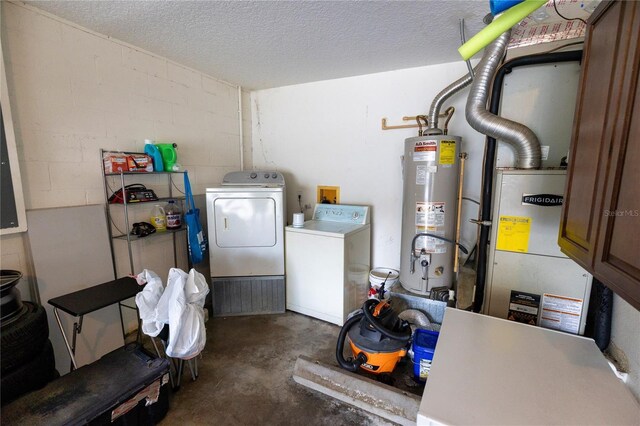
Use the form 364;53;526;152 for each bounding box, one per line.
214;197;276;247
206;186;285;277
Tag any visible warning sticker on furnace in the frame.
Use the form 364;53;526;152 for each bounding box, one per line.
439;140;456;165
496;216;531;253
540;293;583;335
413;140;437;162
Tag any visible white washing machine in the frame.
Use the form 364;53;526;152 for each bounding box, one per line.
285;204;371;326
206;171;286;316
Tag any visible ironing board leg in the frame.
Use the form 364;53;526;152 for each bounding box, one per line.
53;308;78;371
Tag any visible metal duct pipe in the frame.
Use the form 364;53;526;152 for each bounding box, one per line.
465;30;541;169
472;49;583;313
398;309;431;329
426;71;475;134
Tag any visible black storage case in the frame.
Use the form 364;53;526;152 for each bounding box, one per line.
2;343;170;425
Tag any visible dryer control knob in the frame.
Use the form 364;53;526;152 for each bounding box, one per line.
250;172;257;179
272;173;277;178
264;173;270;178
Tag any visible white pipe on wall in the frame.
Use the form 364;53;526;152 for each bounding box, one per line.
238;85;244;171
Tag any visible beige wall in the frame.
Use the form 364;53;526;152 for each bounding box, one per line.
1;1;243;295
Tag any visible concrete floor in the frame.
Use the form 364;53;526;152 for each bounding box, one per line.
160;312;397;425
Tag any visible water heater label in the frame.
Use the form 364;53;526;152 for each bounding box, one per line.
415;202;446;253
413;140;437;162
416;165;438;185
416;165;427;185
439;140;456;166
496;216;531;253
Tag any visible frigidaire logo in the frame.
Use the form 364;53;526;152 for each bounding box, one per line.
521;194;563;207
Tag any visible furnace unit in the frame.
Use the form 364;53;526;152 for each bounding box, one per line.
485;169;592;335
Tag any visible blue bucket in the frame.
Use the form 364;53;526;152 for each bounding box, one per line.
412;329;440;381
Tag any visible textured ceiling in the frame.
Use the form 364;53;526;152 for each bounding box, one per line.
25;0;493;89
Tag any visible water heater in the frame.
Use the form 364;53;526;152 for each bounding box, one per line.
400;135;461;295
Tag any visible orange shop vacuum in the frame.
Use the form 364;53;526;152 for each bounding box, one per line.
336;299;411;374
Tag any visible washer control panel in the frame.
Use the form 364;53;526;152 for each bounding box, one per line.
312;204;370;225
222;171;285;186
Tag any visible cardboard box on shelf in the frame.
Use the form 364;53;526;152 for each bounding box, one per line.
127;154;153;172
103;153;129;174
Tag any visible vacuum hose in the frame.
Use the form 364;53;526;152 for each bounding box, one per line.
362;299;411;342
335;311;367;372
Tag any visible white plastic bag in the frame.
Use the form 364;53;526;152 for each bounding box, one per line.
162;268;209;359
154;268;186;327
134;269;165;337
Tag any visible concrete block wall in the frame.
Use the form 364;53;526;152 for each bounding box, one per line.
1;1;244;297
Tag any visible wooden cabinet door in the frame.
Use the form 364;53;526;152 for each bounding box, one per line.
594;1;640;309
559;0;625;270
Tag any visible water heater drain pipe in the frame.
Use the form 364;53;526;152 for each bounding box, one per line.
472;49;584;312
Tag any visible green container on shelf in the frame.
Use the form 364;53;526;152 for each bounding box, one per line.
155;143;178;171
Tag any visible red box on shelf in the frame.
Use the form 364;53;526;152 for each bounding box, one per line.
127;154;153;172
103;153;129;173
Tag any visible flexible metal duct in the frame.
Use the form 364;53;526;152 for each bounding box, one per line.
465;30;541;169
398;309;431;329
427;71;475;134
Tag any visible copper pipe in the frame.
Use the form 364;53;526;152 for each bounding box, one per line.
443;107;455;135
416;115;428;136
381;113;450;131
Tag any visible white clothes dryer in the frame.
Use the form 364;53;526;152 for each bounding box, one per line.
206;171;286;316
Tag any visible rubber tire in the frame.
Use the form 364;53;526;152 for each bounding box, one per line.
1;339;56;406
1;302;49;374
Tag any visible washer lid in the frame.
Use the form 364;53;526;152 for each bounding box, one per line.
286;221;369;238
206;186;284;194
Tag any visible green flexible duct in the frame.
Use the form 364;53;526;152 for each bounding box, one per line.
458;0;547;60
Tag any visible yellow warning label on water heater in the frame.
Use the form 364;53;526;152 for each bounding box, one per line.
496;216;532;253
439;140;456;165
